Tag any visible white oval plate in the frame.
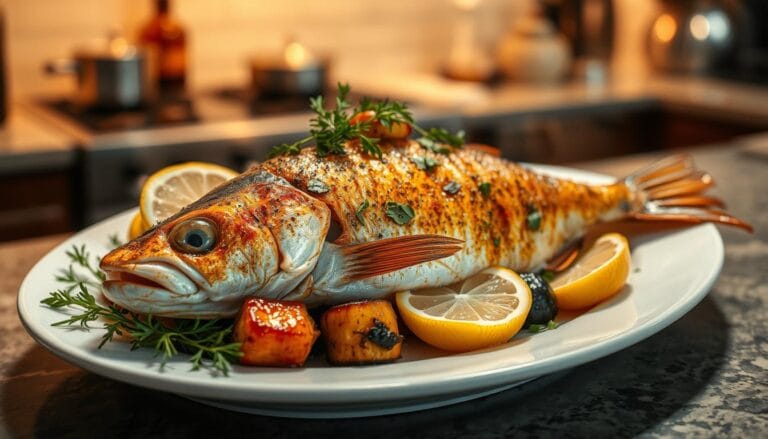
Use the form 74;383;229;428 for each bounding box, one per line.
17;166;724;418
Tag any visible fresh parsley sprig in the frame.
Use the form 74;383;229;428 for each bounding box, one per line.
269;83;463;159
42;243;242;376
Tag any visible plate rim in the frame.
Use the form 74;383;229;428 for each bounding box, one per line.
16;165;725;407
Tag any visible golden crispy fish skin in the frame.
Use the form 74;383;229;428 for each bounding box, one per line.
261;140;628;265
100;141;749;318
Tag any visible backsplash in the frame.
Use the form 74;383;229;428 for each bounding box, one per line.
0;0;656;99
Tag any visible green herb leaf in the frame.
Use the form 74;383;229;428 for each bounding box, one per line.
269;139;306;158
493;237;501;247
356;199;370;225
528;320;559;333
417;137;452;155
416;127;465;149
442;181;461;194
527;205;541;231
540;269;555;283
478;182;491;198
385;201;415;225
411;155;439;171
269;83;464;160
108;234;123;249
307;178;330;194
359;135;383;159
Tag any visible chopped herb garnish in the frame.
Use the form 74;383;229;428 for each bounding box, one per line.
108;234;123;249
269;83;463;159
385;201;415;225
443;181;462;194
540;269;555;283
356;199;370;225
478;182;491;198
411;155;439;171
364;318;403;350
417;137;452;155
493;237;501;247
528;320;559;333
307;178;330;194
526;205;541;230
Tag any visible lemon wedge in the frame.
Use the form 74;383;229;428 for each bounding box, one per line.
550;233;631;310
127;211;148;240
139;162;238;227
395;267;532;352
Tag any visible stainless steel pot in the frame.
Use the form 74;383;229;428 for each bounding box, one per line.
249;58;328;100
46;40;154;110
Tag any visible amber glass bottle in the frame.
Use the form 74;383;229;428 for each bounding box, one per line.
139;0;187;96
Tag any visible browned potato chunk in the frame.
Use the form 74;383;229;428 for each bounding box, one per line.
321;300;403;365
234;298;320;367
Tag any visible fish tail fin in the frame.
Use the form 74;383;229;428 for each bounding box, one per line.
624;154;752;232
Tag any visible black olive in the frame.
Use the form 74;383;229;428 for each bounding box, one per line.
521;272;558;326
169;217;218;254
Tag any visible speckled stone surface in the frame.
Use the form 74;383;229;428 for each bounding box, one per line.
0;145;765;438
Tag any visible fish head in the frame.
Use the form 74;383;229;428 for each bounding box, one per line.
100;170;331;318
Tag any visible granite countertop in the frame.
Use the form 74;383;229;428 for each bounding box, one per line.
0;106;77;174
1;145;766;437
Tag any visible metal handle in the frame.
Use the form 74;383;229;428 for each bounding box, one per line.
43;58;76;75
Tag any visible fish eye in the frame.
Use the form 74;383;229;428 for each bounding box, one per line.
169;217;218;254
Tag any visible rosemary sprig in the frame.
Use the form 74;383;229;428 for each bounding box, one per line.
42;243;242;375
42;285;241;375
54;244;106;292
269;83;463;159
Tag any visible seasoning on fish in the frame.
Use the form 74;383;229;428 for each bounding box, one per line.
100;141;751;319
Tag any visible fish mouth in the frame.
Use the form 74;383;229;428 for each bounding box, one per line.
102;260;200;296
101;260;220;317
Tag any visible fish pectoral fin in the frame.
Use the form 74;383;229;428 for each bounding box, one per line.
341;234;464;281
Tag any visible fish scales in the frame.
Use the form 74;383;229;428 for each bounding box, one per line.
260;140;627;271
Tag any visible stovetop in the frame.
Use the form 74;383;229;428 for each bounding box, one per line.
36;86;369;135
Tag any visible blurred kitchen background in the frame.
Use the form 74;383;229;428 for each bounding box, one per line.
0;0;767;241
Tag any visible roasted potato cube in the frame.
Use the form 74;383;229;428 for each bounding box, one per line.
321;300;403;365
234;298;320;367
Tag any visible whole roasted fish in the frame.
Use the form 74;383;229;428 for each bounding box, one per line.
100;141;750;318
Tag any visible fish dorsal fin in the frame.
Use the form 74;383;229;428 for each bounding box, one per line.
342;234;464;281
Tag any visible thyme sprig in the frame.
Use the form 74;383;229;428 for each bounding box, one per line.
269;83;464;159
54;244;106;292
42;244;242;375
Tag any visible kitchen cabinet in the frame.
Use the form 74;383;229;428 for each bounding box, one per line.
463;102;768;165
0;169;74;241
463;101;663;164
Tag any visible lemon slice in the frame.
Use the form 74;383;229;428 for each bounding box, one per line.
139;162;238;227
127;211;148;240
395;267;532;352
550;233;631;310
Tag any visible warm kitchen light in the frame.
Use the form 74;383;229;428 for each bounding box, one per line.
652;13;677;43
689;14;710;41
108;36;135;58
284;41;310;69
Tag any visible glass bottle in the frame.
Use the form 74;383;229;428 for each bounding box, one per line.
139;0;187;96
